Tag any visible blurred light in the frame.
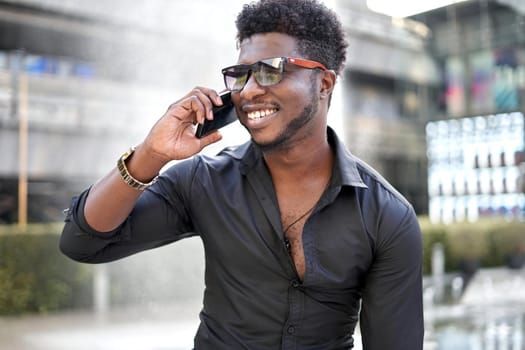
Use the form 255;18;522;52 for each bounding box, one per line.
320;0;336;9
366;0;470;17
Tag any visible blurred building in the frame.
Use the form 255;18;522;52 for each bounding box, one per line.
336;0;441;215
410;0;525;222
1;0;523;223
0;0;237;223
336;0;525;221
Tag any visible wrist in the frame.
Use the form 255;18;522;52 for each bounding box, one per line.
139;141;173;165
117;147;159;191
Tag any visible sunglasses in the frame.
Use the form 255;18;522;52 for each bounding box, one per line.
221;56;328;92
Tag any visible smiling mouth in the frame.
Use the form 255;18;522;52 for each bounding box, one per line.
247;109;278;120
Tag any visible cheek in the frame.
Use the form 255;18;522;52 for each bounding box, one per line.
231;93;241;105
231;95;243;116
282;76;315;109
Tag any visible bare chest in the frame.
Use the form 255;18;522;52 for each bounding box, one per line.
273;169;333;281
280;202;317;281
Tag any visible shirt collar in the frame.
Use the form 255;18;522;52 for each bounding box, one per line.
326;127;367;188
228;127;367;189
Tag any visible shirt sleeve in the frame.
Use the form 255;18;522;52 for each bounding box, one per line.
359;202;424;349
59;162;197;264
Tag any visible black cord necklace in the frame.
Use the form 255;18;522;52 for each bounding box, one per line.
282;179;331;235
283;203;317;234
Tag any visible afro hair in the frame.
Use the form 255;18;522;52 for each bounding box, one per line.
235;0;348;74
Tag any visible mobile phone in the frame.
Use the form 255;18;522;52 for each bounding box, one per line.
195;92;237;138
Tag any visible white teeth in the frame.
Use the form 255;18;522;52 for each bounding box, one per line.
247;109;277;120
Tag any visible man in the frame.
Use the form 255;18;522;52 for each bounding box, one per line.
60;0;424;348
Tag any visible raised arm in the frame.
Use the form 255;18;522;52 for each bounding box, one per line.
59;88;226;262
83;88;224;232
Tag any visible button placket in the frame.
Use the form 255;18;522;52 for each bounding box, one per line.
282;278;304;349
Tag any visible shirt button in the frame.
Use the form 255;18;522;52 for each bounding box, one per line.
287;325;295;334
291;280;300;288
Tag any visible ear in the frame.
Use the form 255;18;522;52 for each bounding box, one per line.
319;70;337;100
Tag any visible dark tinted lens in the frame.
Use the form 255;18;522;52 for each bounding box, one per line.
254;62;283;86
222;58;285;91
223;66;250;91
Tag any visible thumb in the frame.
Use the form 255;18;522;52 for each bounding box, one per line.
199;131;223;149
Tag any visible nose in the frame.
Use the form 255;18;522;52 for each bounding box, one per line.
239;71;265;101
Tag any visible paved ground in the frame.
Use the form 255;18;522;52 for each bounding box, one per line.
424;267;525;350
461;266;525;305
0;301;202;350
1;267;523;350
0;300;362;350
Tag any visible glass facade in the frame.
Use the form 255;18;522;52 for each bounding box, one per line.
443;48;524;117
415;1;525;222
426;112;524;223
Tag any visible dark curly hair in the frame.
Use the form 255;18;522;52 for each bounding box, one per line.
235;0;347;75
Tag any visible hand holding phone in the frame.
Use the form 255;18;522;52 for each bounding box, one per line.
195;92;237;138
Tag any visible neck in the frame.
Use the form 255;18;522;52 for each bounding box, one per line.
262;131;333;182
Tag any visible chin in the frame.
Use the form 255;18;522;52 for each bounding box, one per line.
251;133;289;153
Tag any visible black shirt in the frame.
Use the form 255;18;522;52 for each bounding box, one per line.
60;128;424;349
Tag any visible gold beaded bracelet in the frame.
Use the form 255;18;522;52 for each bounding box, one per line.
116;147;158;191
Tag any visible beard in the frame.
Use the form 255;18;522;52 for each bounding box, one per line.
253;81;320;153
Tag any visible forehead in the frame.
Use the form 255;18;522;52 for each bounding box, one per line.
237;33;299;64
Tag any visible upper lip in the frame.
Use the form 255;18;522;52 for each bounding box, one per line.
241;103;279;114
